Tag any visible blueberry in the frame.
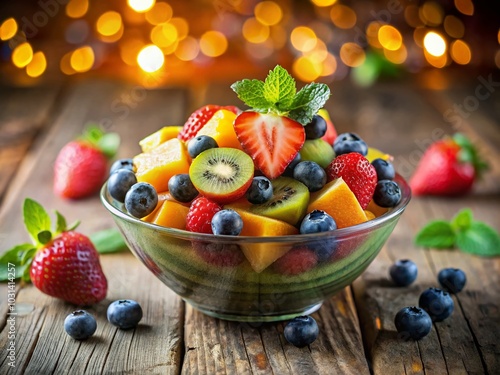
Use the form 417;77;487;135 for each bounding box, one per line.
187;135;218;158
64;310;97;340
300;210;337;261
110;158;135;175
304;115;327;140
438;268;467;294
372;158;395;181
419;288;454;322
333;133;368;156
373;180;401;207
107;299;143;330
211;209;243;236
125;182;158;218
293;161;326;192
389;259;418;287
107;169;138;202
168;174;198;203
394;306;432;341
246;176;273;204
284;316;319;347
283;152;301;177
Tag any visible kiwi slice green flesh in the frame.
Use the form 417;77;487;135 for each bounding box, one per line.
299;139;335;168
250;177;310;226
189;147;254;202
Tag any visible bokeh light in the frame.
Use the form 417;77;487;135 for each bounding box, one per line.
330;5;357;29
12;43;33;68
128;0;155;13
404;5;422;28
0;18;17;41
424;49;448;68
175;36;199;61
151;23;178;48
96;11;122;37
145;2;173;25
451;40;471;65
384;45;407;64
254;1;283;26
311;0;337;6
292;55;322;81
378;25;403;51
70;46;94;72
200;31;228;57
423;31;446;57
26;51;47;78
137;44;164;72
243;18;270;44
291;26;317;52
420;2;444;27
120;38;145;66
60;52;76;75
169;18;189;40
340;43;365;67
320;53;337;76
366;22;383;48
66;0;89;19
454;0;474;16
444;15;465;39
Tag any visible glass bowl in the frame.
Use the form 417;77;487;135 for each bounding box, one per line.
101;175;411;322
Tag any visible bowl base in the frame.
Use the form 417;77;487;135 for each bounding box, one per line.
189;301;323;322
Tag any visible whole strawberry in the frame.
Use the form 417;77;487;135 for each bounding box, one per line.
2;199;107;305
410;134;488;196
54;125;119;199
325;152;377;209
177;105;239;142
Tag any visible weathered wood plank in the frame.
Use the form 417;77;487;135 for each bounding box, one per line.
182;288;370;375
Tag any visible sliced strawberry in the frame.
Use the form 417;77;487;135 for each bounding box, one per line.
178;105;240;142
233;112;305;179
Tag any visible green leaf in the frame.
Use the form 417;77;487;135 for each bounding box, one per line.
55;210;67;235
263;65;296;111
456;222;500;257
90;228;128;254
82;125;104;145
37;230;52;245
99;132;120;159
288;83;331;125
231;79;270;110
23;198;51;245
415;220;456;249
67;220;81;232
451;208;473;232
20;247;37;265
0;244;35;281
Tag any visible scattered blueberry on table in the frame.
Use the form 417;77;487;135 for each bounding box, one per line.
64;310;97;340
438;268;467;294
389;259;418;287
394;306;432;341
284;315;319;348
107;299;143;330
418;288;454;322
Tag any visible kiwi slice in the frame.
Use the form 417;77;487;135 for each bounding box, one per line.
189;147;254;204
299;139;335;168
250;177;310;226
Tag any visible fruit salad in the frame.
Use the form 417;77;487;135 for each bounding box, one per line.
106;66;403;276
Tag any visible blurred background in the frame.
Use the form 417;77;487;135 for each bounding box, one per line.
0;0;498;88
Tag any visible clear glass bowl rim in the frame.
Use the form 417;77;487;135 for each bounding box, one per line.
100;174;411;244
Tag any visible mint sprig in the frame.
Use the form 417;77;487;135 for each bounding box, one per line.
231;65;330;125
415;208;500;256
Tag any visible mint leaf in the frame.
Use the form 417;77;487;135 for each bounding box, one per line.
263;65;296;111
23;198;51;245
99;133;120;159
415;220;456;249
456;222;500;257
0;244;35;281
90;228;128;254
451;208;473;232
231;79;270;110
288;83;330;125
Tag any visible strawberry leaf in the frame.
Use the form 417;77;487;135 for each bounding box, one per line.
23;198;51;246
288;83;330;125
37;230;52;245
67;220;81;231
456;222;500;256
231;79;270;110
0;244;35;281
55;210;67;234
99;132;120;159
90;228;128;254
263;65;296;111
415;220;456;249
453;133;489;177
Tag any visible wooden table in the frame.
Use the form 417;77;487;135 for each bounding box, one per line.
1;76;499;374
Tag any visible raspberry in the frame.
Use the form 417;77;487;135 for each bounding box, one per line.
192;241;244;267
186;196;222;234
325;152;377;209
273;247;318;275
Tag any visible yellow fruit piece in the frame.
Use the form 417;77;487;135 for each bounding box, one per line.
366;200;389;217
142;192;170;222
139;126;183;153
225;206;298;273
152;199;190;229
195;109;243;150
307;178;368;229
134;138;190;193
364;210;376;221
318;108;331;121
366;147;393;163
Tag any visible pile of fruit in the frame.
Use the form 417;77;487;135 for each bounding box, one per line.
107;66;402;273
